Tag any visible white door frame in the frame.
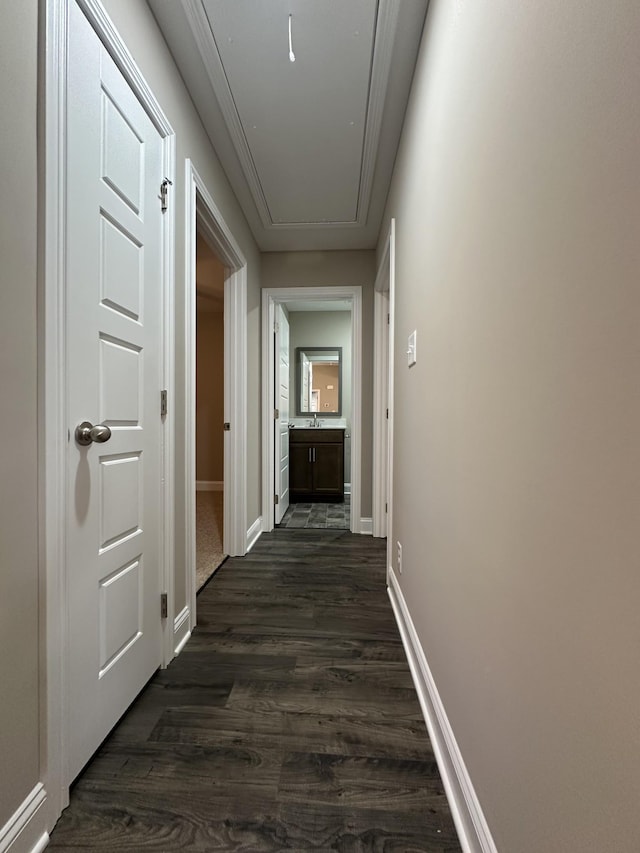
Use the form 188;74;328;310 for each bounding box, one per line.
41;0;175;828
274;304;290;524
184;160;247;638
373;221;396;555
261;286;363;533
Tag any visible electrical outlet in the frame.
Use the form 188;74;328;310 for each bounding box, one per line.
397;541;402;574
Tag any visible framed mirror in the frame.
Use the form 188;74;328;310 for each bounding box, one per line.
295;347;342;416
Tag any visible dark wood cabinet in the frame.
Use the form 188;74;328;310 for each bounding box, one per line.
289;428;344;502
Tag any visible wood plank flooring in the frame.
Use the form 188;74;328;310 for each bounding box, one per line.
48;529;461;852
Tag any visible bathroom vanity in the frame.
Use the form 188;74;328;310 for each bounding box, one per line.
289;427;344;502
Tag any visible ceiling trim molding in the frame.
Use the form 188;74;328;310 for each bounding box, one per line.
181;0;401;233
269;219;361;231
182;0;273;227
357;0;400;222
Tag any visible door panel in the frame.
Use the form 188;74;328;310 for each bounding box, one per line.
99;556;142;674
275;306;290;522
289;444;314;495
313;444;344;495
99;454;141;547
99;336;141;424
66;2;164;783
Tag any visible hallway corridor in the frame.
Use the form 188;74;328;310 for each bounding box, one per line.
48;529;459;851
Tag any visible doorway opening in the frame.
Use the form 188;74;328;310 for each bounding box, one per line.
261;286;363;534
278;307;352;531
184;161;247;651
195;232;226;589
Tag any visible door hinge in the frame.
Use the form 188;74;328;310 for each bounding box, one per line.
274;494;279;505
386;407;389;419
161;592;168;619
387;313;390;325
385;502;388;513
274;321;279;333
158;178;172;213
161;389;168;417
274;408;279;420
223;422;231;431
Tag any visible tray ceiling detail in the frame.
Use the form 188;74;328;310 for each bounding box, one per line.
150;0;428;250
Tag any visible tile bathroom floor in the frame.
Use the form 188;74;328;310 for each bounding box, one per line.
278;496;350;530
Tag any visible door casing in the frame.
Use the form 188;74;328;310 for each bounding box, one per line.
41;0;175;827
184;160;248;647
373;220;396;568
275;304;290;523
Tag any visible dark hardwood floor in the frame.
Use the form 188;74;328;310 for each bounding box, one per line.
48;529;461;852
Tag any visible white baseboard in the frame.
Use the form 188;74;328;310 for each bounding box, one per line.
0;784;49;853
28;835;48;853
173;605;191;656
196;480;223;491
359;517;373;535
387;568;498;853
246;516;262;552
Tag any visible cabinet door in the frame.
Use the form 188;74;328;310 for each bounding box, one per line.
290;444;313;495
313;443;344;496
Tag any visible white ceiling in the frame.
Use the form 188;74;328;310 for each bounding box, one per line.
148;0;428;252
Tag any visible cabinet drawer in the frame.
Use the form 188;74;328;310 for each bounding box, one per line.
289;428;344;444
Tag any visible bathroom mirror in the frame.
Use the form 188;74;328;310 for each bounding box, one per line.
295;347;342;416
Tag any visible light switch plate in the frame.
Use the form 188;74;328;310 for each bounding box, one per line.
407;330;417;367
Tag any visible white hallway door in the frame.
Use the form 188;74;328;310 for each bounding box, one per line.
275;305;290;523
66;2;165;783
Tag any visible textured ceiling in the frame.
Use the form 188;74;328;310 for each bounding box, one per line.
149;0;428;251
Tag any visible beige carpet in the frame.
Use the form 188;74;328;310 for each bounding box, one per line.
196;490;226;591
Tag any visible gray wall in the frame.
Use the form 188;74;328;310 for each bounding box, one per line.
0;0;41;831
380;1;640;850
288;311;352;423
262;251;376;516
103;0;263;605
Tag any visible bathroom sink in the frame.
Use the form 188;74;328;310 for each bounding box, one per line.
289;422;346;430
